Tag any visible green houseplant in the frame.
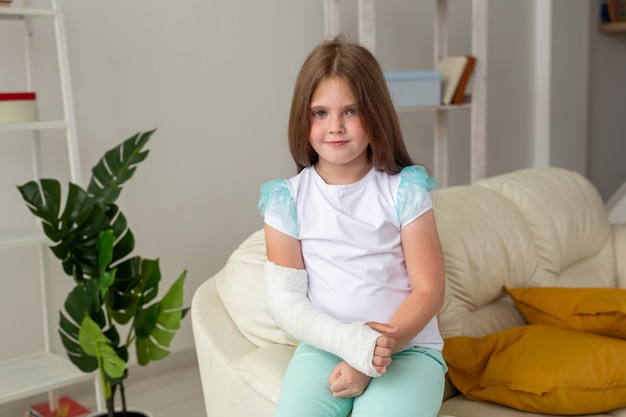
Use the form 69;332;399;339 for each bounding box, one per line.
17;130;187;417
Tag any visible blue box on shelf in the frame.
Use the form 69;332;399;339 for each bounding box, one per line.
384;71;442;107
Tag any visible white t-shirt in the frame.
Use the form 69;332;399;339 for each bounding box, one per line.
259;165;444;351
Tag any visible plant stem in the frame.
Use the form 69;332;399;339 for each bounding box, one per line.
99;360;114;417
125;331;135;348
105;396;115;417
120;381;128;416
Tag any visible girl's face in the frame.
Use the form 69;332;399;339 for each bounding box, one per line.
309;77;371;183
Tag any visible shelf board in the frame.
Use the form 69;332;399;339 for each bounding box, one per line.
0;352;95;405
0;7;56;20
599;21;626;32
0;120;68;132
396;102;472;112
0;225;47;249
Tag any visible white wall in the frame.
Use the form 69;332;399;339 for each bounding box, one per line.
1;0;624;363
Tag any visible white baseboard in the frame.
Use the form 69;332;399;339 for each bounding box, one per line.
606;180;626;225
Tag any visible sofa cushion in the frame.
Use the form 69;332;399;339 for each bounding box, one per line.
505;286;626;339
215;229;299;348
436;167;619;341
443;324;626;415
434;185;544;338
476;167;616;289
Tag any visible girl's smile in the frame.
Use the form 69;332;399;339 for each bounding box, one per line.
326;140;349;146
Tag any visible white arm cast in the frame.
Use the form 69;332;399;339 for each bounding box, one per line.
264;260;382;377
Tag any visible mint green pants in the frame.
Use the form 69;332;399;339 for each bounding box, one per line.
274;343;447;417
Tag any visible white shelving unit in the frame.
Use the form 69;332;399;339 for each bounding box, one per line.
323;0;487;186
324;0;376;53
0;0;99;412
432;0;487;185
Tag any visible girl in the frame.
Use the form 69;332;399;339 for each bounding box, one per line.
258;35;447;417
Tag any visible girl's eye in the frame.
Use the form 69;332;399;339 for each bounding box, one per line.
313;110;326;117
347;108;357;115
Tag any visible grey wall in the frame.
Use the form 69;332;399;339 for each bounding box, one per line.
588;0;626;201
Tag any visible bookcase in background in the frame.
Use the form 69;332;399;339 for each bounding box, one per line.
0;0;101;414
323;0;487;187
600;0;626;31
431;0;486;186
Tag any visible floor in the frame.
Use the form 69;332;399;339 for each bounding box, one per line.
0;348;206;417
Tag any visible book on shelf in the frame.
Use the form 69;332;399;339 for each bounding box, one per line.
437;55;475;105
452;55;475;105
438;55;466;105
604;0;626;22
0;91;38;124
27;396;90;417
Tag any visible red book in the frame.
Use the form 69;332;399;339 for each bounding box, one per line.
0;92;36;101
0;91;38;123
28;396;90;417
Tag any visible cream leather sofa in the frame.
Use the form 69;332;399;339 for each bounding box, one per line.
192;167;626;417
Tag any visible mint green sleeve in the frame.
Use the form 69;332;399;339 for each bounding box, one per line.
396;165;438;227
258;179;298;238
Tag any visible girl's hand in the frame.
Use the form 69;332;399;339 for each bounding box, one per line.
328;361;372;398
366;321;398;374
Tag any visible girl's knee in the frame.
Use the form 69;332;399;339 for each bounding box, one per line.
275;343;352;417
351;347;446;417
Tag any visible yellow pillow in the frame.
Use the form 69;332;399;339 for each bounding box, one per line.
443;325;626;415
505;286;626;339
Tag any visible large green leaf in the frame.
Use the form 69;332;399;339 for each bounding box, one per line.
79;316;126;380
134;303;160;339
159;271;186;315
109;210;135;262
97;230;117;298
60;187;110;281
97;230;114;276
107;257;160;327
58;279;103;372
17;179;62;241
107;257;141;324
17;131;155;284
118;258;161;335
135;337;170;365
135;271;186;365
136;258;161;304
19;180;111;282
87;130;154;205
59;183;100;237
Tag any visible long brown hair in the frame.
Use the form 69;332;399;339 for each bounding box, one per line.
288;35;415;174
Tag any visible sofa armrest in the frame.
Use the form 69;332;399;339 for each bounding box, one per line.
238;344;295;404
614;224;626;289
192;276;257;367
192;277;273;417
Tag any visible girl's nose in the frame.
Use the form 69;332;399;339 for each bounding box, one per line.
329;116;345;134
